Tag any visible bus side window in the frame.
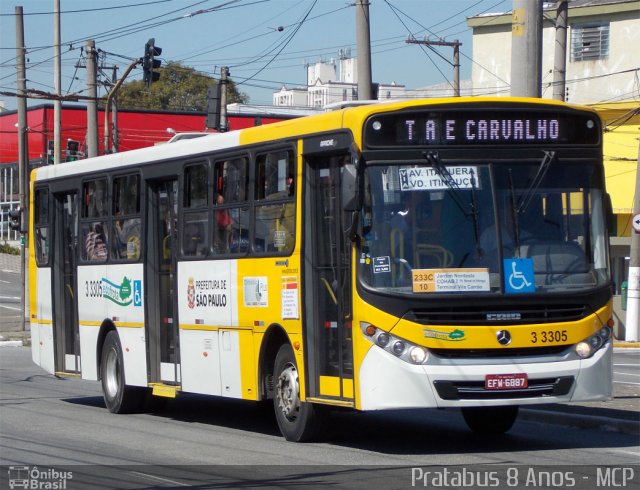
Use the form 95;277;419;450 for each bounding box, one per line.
183;163;209;257
254;150;295;254
112;174;141;261
81;178;109;263
213;157;250;255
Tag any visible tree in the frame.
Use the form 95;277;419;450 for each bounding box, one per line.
112;61;247;111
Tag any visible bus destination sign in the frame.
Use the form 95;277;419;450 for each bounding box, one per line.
364;109;600;148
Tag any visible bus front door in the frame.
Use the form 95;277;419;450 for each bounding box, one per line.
146;179;180;385
52;192;80;373
303;153;354;403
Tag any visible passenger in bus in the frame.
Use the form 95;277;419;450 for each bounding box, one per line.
183;220;206;257
113;218;141;260
87;182;107;218
85;223;107;261
214;194;233;253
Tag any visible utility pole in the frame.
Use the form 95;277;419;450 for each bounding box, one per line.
85;40;98;157
510;0;543;97
626;145;640;341
100;64;121;153
220;66;229;132
552;0;568;101
355;0;373;100
15;6;28;334
53;0;62;164
111;66;119;153
103;58;140;153
406;37;462;96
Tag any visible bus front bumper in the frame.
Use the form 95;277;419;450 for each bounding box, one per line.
358;341;612;410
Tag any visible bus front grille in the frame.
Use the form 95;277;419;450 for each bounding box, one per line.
406;304;587;326
433;376;574;401
430;346;569;358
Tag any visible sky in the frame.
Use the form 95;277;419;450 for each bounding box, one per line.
0;0;510;111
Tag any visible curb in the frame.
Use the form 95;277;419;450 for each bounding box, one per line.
520;408;639;436
613;342;640;348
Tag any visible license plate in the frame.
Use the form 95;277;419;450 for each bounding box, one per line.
485;373;528;390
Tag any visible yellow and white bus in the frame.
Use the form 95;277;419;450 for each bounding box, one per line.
29;97;614;441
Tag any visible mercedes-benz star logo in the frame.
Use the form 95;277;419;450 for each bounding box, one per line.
496;330;512;346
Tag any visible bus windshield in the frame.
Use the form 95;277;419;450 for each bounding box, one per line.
359;159;610;295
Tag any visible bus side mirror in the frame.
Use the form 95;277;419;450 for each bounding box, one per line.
342;162;359;212
605;193;614;236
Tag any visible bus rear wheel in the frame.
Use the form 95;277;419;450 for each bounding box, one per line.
101;330;145;414
273;344;326;442
462;405;519;434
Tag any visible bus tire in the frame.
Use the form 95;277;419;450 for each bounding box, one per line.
100;330;144;414
462;405;519;434
273;344;326;442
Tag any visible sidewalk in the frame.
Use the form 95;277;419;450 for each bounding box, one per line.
1;253;638;435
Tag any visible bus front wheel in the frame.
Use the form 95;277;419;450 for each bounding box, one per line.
100;330;145;414
462;405;519;434
273;344;326;442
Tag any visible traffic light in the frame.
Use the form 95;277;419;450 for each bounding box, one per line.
9;206;22;232
47;140;54;165
205;83;221;130
66;139;79;162
143;38;162;88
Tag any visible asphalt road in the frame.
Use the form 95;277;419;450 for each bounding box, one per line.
1;346;638;490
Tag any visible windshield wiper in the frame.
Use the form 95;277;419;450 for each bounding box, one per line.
424;151;468;216
508;169;522;256
424;151;482;259
506;150;555;257
517;150;555;214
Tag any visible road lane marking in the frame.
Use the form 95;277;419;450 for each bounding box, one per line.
129;471;190;487
0;305;21;311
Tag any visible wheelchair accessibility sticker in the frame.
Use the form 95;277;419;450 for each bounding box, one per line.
504;258;535;293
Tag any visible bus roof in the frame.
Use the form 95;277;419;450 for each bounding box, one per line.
32;97;599;183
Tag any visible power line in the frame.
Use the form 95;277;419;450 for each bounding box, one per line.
234;0;318;87
0;0;179;16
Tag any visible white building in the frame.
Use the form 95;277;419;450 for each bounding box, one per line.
273;53;406;108
467;0;640;103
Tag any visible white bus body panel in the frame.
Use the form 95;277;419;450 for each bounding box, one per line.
177;260;242;397
358;341;613;410
76;263;147;386
31;267;54;373
180;330;222;395
79;324;99;380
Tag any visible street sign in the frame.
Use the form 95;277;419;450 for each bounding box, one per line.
633;213;640;233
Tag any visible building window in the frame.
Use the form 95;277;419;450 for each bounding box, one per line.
571;23;609;61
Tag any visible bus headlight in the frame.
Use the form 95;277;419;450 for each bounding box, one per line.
392;341;405;355
361;322;429;365
575;324;612;359
409;346;427;364
376;332;390;347
575;342;592;358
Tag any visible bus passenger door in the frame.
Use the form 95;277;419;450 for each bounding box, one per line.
52;192;80;373
303;152;354;402
146;179;180;385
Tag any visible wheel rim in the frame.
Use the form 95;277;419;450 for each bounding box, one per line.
104;347;120;399
276;362;300;421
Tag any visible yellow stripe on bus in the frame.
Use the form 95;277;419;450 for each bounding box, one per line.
30;318;53;325
78;321;145;328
